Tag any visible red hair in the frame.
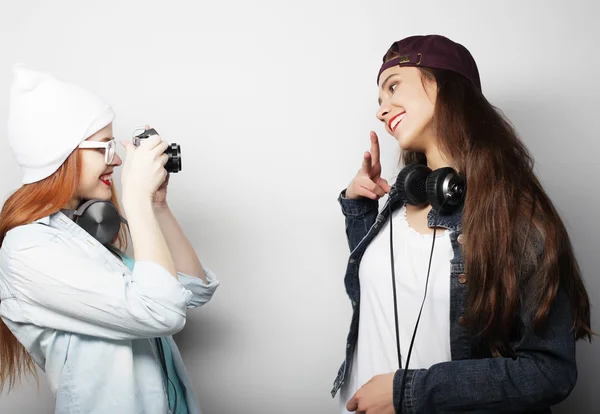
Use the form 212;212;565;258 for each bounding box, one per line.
0;148;128;391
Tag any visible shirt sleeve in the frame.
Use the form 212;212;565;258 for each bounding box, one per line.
177;268;220;308
3;240;195;340
338;189;380;252
119;251;220;309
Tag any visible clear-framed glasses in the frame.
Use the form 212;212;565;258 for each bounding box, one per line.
78;138;117;165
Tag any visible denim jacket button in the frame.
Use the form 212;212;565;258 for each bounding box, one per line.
457;234;465;244
458;316;466;325
458;273;467;284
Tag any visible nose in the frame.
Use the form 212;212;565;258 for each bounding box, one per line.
376;101;390;123
112;153;123;167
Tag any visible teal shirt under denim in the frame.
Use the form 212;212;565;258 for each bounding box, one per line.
120;253;189;414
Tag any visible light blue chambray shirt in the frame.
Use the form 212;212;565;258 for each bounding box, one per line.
0;211;220;414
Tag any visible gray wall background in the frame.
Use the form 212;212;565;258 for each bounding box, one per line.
0;0;598;413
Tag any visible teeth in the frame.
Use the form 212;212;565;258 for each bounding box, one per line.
100;174;112;182
392;113;405;131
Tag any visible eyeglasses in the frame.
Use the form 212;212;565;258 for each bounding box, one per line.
78;138;117;165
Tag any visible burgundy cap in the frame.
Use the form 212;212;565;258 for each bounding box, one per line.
377;34;481;90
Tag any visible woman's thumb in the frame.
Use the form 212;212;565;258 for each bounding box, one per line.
379;178;392;193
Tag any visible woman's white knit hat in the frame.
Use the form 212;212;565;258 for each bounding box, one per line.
7;63;115;184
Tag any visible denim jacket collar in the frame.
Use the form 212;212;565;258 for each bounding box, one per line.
385;183;463;232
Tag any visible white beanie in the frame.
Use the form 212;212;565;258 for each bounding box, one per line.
7;63;116;184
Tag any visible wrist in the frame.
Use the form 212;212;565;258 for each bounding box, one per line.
343;188;358;200
122;195;154;216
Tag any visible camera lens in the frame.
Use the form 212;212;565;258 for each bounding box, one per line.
133;128;182;173
165;143;182;173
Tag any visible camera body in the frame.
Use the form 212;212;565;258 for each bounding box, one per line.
133;128;182;173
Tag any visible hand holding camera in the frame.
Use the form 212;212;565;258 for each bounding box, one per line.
119;127;182;205
119;128;179;278
120;133;169;205
133;128;181;174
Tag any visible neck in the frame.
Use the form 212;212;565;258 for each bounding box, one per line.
64;197;81;210
424;146;452;171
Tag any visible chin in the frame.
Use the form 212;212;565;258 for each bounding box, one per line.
395;134;416;151
84;186;113;202
99;190;113;201
395;128;427;152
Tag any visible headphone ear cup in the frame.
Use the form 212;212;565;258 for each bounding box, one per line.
397;162;431;206
75;201;123;245
426;167;456;212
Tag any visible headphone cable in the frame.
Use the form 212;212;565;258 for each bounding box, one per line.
390;198;446;411
155;338;178;413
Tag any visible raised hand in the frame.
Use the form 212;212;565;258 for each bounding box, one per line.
345;131;391;200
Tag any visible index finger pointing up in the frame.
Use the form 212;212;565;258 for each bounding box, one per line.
370;131;381;166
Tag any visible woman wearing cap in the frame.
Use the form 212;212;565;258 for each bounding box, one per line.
0;65;219;413
333;35;592;413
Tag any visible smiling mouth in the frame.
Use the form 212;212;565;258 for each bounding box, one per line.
388;112;406;132
99;173;112;186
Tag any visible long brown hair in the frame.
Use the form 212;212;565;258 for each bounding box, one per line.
0;149;128;391
383;49;593;355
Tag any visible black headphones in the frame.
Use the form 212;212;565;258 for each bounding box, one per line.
389;161;466;409
60;199;128;246
395;162;466;213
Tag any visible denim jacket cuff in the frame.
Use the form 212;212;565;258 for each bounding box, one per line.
337;189;379;217
393;368;423;413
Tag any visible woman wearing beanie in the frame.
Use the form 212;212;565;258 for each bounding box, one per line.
333;35;592;413
0;64;219;414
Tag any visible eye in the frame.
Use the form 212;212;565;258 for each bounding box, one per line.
389;83;398;93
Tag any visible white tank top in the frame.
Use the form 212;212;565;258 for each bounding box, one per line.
339;204;453;412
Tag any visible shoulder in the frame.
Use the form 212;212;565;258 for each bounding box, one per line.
1;218;63;257
0;220;73;290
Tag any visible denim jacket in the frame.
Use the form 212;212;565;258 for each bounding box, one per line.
331;184;578;413
0;211;220;414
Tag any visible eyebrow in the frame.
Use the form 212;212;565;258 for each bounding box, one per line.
99;136;112;142
378;73;399;106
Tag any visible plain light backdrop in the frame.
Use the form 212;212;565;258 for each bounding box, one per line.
0;0;599;413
